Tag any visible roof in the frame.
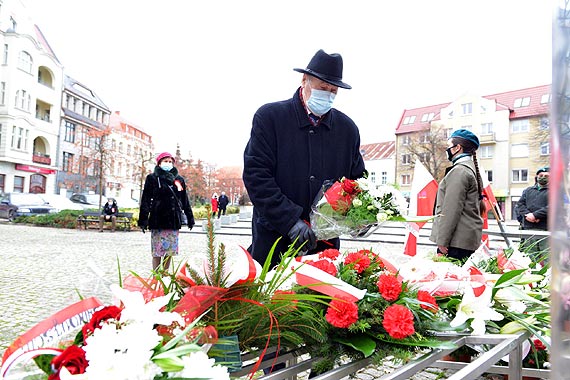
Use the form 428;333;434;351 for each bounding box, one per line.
63;75;110;111
359;141;395;161
33;25;60;64
395;84;551;135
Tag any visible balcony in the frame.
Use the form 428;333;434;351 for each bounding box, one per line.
479;133;496;144
32;153;51;165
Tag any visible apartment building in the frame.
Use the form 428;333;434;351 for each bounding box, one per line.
395;85;551;221
107;111;154;201
0;0;63;194
360;141;395;186
56;75;111;196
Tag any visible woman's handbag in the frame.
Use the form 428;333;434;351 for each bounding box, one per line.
168;185;188;225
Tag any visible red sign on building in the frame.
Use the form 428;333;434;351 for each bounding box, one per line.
15;164;56;175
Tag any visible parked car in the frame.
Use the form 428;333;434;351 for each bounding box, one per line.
0;193;58;221
69;193;107;210
38;193;84;212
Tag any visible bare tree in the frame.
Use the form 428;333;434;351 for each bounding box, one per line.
401;123;449;180
528;116;551;167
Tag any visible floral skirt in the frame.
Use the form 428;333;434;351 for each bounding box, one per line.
151;229;179;258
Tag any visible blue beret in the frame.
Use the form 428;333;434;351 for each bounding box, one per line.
450;129;479;148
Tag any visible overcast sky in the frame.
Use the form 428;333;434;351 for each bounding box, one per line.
26;0;552;168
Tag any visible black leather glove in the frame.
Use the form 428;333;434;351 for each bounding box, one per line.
141;226;146;234
287;219;317;251
188;222;194;230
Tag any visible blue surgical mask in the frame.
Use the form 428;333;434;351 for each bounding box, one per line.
307;89;336;116
160;162;173;171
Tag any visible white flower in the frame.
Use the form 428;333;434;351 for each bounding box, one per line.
356;177;370;191
352;198;363;207
169;351;230;379
376;212;388;223
110;284;183;327
398;257;435;282
450;286;503;335
494;287;527;314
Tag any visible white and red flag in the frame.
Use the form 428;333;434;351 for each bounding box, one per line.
404;160;438;256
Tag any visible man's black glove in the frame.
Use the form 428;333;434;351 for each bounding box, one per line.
188;222;195;230
141;227;146;234
287;219;317;251
139;221;148;234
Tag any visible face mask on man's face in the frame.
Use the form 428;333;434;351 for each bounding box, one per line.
307;89;336;116
537;177;549;186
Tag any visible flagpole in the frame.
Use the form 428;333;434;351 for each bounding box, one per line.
488;203;512;248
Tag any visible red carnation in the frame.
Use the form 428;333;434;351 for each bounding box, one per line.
344;252;371;274
533;339;546;351
82;306;122;341
49;345;87;380
341;178;360;195
417;290;438;313
309;259;338;276
325;299;359;328
382;304;415;339
319;248;341;260
377;274;402;301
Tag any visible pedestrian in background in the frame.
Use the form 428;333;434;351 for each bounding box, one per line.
211;193;219;218
517;167;549;261
138;152;195;271
217;191;229;218
430;129;486;261
99;198;118;232
243;49;366;269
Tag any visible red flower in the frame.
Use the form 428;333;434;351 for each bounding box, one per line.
382;304;415;339
82;306;122;341
417;290;438;313
48;345;87;380
340;178;360;195
377;274;402;301
533;339;546;351
187;325;219;345
325;299;359;328
324;182;353;213
344;252;371;273
309;259;338;276
319;248;341;260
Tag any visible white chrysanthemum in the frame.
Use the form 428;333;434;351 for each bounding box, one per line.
83;322;162;380
376;212;388;223
356;177;370;191
352;198;363;207
169;351;230;379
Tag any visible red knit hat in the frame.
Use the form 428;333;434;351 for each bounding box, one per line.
156;152;175;164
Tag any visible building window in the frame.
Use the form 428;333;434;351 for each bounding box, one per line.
381;171;387;184
0;82;5;105
11;126;28;150
370;171;376;183
444;128;453;138
0;174;4;193
541;93;551;104
402;154;411;165
462;103;472;115
485;170;493;183
421;112;435;122
402;135;411;146
80;156;89;176
18;51;32;73
14;176;25;192
401;174;411;185
64;121;76;143
480;145;494;158
63;152;74;172
540;142;550;155
514;97;531;108
119;142;123;153
512;169;528;183
420;132;429;143
511;119;529;133
419;152;430;163
481;122;493;134
511;143;529;158
539;117;549;130
3;44;8;64
403;115;416;125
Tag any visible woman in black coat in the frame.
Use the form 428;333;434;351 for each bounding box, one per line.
138;152;195;271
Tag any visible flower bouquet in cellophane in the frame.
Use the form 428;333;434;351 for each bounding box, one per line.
310;176;410;240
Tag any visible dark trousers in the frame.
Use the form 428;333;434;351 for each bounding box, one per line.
217;207;227;218
438;246;474;261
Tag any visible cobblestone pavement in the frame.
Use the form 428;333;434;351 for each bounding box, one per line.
0;222;497;379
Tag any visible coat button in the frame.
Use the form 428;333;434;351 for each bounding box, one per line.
309;175;316;181
309;129;315;134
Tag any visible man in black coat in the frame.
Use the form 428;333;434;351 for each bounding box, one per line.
217;191;230;218
517;167;549;260
243;49;366;268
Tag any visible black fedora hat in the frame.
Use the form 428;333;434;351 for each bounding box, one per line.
294;49;351;89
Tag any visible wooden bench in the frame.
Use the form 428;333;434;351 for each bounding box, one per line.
77;211;133;231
